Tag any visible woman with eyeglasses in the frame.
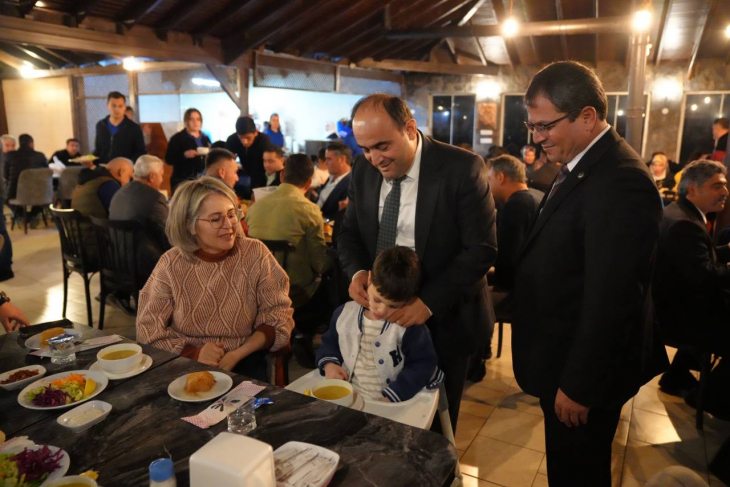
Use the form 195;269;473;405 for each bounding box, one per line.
136;176;293;380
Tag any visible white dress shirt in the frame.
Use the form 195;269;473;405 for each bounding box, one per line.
377;133;423;251
317;170;350;208
311;167;330;189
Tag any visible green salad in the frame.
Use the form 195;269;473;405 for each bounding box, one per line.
0;445;64;486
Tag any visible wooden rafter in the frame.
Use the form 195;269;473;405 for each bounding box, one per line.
555;0;569;61
358;57;498;75
191;0;254;37
594;0;599;65
17;0;38;16
492;0;519;66
0;42;46;68
12;44;61;68
686;0;714;80
34;45;77;66
74;0;101;23
155;0;201;33
206;64;239;106
653;0;673;66
117;0;167;26
0;49;26;70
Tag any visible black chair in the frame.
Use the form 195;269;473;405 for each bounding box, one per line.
90;217;144;330
50;206;97;327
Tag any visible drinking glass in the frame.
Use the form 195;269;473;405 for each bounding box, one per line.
48;334;77;365
227;398;257;435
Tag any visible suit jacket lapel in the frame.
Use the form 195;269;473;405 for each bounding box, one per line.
678;198;716;260
415;135;442;260
521;128;620;255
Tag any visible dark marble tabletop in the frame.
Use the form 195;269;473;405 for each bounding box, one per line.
1;329;457;487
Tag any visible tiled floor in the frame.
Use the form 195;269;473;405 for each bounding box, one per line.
3;226;730;487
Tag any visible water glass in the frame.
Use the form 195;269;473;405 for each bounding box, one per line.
227;398;257;435
48;334;77;365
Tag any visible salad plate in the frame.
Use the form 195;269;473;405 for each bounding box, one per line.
0;444;70;486
17;371;109;411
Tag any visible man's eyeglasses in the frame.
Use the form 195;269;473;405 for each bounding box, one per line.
524;109;582;135
197;209;243;230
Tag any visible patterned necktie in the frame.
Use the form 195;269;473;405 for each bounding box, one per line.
376;176;406;255
544;165;571;206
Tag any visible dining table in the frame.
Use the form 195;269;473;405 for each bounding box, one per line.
0;323;458;486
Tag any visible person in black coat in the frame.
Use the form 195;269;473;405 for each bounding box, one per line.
513;62;667;486
262;145;285;187
315;141;352;220
339;94;497;431
165;108;211;192
93;92;146;166
654;160;730;399
225;116;271;198
50;138;82;166
4;134;47;201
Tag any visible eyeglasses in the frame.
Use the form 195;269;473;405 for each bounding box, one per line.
524;109;582;135
197;209;242;230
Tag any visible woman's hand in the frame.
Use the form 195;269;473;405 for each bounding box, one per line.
0;302;28;333
324;363;349;380
184;149;199;159
218;348;248;371
198;342;225;366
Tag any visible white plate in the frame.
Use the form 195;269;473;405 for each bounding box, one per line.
57;400;112;433
17;370;109;411
167;371;233;403
274;441;339;487
0;364;46;391
25;329;83;350
89;354;153;380
0;445;70;485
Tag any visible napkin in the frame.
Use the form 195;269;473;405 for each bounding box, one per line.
182;381;266;429
29;334;124;357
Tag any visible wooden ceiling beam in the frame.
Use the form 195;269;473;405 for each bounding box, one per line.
0;42;47;68
155;0;201;33
74;0;102;23
0;49;27;71
34;45;78;66
491;0;518;66
358;57;498;75
686;0;714;80
266;0;348;53
555;0;569;61
12;44;62;68
117;0;166;26
653;0;672;66
191;0;254;38
17;1;38;16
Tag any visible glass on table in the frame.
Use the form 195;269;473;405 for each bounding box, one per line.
227;398;257;435
48;334;77;365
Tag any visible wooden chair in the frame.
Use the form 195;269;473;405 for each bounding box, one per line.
50;206;97;327
56;166;83;209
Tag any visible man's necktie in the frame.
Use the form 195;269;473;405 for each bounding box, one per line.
544;165;571;206
376;176;406;255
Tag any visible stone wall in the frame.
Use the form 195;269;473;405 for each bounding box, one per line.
403;60;730;161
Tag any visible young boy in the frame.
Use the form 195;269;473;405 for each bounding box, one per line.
316;246;443;403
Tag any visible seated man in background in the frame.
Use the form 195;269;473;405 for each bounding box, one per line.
247;153;332;368
72;157;134;219
205;148;240;189
262;145;285;188
109;155;170;288
711;118;729;162
4;134;48;227
654;159;730;416
51;138;83;166
311;147;329;189
315;141;351;220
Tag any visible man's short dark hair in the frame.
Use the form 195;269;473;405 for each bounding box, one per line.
283;154;314;187
525;61;608;122
66;138;80;145
326;141;352;165
18;134;33;147
488;155;528;184
263;145;286;159
317;147;326;161
371;246;421;303
107;91;126;102
714;118;730;130
235;116;257;135
351;94;414;131
205;148;236;169
678;159;727;197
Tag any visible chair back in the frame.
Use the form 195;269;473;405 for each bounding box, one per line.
50;206;97;271
90;217;143;294
57;167;84;203
14;168;53;206
260;239;295;269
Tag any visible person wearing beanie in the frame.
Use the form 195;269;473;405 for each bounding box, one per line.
225;116;272;199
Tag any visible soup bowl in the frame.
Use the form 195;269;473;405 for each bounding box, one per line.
45;476;98;487
312;379;353;407
96;343;143;374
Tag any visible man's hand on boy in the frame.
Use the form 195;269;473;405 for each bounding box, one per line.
390;298;432;327
324;363;349;380
349;271;369;307
379;397;391;403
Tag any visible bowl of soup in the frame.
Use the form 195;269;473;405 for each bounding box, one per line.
45;476;98;487
312;379;353;407
96;343;143;374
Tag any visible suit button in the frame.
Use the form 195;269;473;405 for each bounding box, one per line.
378;359;384;365
386;379;390;384
375;342;380;347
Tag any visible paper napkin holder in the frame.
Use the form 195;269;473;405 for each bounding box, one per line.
190;432;275;487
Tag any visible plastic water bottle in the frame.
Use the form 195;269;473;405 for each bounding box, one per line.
149;458;177;487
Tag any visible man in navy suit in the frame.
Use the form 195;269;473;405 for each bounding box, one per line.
339;94;497;430
316;141;351;220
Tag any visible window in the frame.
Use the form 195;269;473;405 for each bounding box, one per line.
679;93;729;165
431;95;475;147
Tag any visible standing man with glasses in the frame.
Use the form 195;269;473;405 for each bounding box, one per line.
512;61;668;486
339;94;497;431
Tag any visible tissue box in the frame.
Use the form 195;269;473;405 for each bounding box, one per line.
190;433;275;487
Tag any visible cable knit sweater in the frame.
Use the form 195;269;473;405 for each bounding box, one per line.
137;237;294;355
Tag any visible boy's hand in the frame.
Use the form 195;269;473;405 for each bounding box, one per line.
389;298;432;327
324;363;349;380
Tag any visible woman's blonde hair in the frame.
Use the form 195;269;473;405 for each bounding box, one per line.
166;176;241;253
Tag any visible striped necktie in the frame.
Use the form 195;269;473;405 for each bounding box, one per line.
544;165;571;205
376;176;406;255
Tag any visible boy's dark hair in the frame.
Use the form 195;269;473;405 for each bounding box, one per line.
283;153;314;187
371;246;421;303
205;148;236;169
107;91;126;102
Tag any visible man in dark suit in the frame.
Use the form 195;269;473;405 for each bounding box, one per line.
315;141;352;220
654;159;730;402
513;61;667;486
339;94;497;430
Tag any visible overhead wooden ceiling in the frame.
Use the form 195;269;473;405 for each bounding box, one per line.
0;0;727;76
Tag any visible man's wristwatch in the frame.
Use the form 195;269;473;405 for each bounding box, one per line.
0;291;10;307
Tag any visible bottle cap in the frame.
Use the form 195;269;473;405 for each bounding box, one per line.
149;458;174;482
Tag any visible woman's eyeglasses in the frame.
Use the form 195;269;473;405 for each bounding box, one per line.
197;209;243;229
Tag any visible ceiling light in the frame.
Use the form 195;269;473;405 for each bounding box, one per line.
476;79;502;100
35;1;46;6
726;24;730;38
690;104;698;111
652;77;683;101
192;77;220;87
502;17;519;37
661;107;669;115
704;96;711;104
632;9;652;32
122;57;143;71
617;109;625;116
19;65;41;78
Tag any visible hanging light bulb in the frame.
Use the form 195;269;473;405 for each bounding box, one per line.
632;9;652;32
502;17;519;37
